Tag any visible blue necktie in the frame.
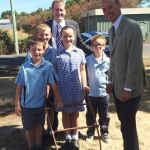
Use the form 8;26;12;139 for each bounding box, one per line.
56;24;62;49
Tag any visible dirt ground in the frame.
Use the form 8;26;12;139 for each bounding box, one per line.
0;57;150;150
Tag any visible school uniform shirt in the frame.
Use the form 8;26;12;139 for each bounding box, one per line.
86;53;110;97
53;46;86;112
43;45;56;63
16;58;58;108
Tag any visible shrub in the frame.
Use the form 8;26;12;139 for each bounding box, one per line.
0;30;14;54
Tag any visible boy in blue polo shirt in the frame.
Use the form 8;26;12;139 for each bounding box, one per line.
15;37;63;150
86;35;110;143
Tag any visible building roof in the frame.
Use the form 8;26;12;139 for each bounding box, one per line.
0;19;12;30
81;8;150;17
0;19;11;24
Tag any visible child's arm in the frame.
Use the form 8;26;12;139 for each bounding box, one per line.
45;84;50;101
51;83;63;108
15;85;22;116
80;64;90;93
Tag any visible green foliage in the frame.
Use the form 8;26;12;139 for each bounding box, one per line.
1;10;19;18
18;38;29;53
0;30;14;54
66;0;75;7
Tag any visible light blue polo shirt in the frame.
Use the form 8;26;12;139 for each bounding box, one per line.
16;58;58;108
86;53;110;97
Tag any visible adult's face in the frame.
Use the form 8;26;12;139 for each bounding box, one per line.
52;1;66;23
101;0;121;23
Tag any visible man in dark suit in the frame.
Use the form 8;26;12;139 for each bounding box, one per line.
45;0;91;133
45;0;91;55
102;0;144;150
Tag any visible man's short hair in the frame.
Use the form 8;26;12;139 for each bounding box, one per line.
52;0;65;9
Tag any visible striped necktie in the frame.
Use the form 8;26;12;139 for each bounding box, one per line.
111;25;115;43
56;24;62;49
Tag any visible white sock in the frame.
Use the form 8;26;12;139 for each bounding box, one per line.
66;134;71;140
72;134;78;140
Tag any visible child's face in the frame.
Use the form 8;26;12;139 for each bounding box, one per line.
37;29;51;45
91;39;105;54
29;42;45;63
61;28;75;48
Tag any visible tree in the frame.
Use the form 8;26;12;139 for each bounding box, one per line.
1;10;18;18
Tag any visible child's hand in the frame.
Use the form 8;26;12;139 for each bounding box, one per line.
83;86;90;94
106;84;113;94
15;104;21;116
56;98;63;109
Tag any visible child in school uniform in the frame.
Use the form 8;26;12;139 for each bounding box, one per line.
15;37;63;150
53;26;88;150
85;35;110;143
35;23;58;135
26;23;58;135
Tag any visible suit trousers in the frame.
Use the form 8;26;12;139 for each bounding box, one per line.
113;94;140;150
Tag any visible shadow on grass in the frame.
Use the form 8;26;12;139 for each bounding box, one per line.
0;125;27;150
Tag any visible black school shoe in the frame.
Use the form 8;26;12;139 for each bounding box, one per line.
71;139;79;150
61;139;72;150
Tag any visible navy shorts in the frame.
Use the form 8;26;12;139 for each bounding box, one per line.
21;106;45;130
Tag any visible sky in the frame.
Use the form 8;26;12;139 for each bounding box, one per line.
0;0;53;17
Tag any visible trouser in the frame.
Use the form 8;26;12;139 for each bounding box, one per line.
86;96;110;135
113;94;140;150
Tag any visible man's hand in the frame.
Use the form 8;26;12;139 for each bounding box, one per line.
120;90;132;102
106;84;113;94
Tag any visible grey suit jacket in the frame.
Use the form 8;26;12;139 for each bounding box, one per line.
45;19;91;55
108;16;144;99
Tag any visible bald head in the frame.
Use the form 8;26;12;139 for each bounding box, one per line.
101;0;121;23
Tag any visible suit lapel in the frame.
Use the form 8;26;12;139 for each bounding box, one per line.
111;16;126;56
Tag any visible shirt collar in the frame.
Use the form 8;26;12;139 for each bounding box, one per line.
91;52;108;62
113;14;123;32
53;19;66;29
59;45;79;53
28;57;46;68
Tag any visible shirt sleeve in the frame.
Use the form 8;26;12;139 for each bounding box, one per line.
15;66;25;87
48;64;59;85
80;50;86;64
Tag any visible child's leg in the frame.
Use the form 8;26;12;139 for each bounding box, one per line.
35;125;44;147
98;96;110;134
47;109;54;131
70;112;79;137
70;112;80;149
86;96;97;136
62;112;72;138
25;129;35;148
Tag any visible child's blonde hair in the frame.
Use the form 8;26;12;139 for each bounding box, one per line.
91;34;107;45
35;23;51;35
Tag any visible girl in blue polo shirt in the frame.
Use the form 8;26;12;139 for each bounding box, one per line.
15;37;63;150
86;35;110;143
53;26;88;150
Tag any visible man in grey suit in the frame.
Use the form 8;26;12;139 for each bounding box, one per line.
102;0;144;150
45;0;91;55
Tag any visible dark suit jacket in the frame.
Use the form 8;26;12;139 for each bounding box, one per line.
108;16;145;99
45;19;91;55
